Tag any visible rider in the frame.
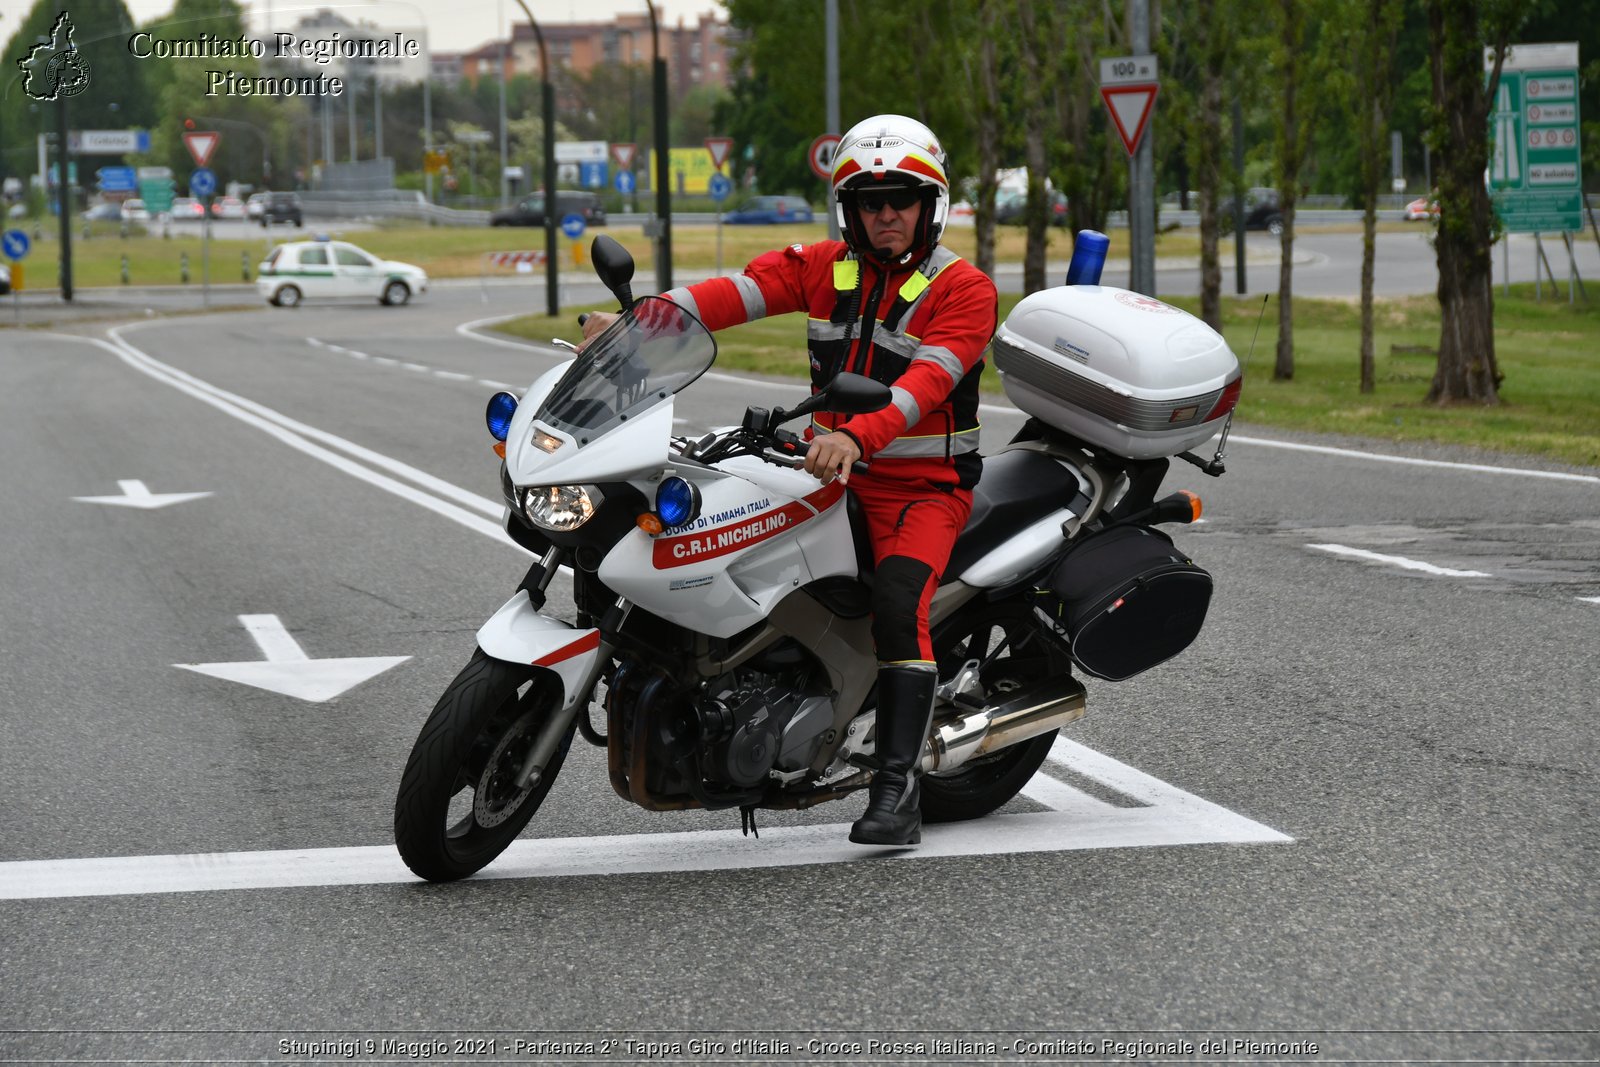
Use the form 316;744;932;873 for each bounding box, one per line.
581;114;996;847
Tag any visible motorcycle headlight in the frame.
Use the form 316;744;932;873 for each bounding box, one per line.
521;484;603;531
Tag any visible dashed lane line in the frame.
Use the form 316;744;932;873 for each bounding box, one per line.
1306;543;1492;578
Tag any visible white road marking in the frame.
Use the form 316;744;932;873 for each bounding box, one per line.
477;378;516;390
1579;596;1600;605
71;479;212;509
402;362;429;372
80;329;514;548
1307;543;1492;577
433;370;472;381
175;614;410;703
0;738;1289;900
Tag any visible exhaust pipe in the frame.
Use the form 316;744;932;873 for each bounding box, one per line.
922;675;1086;774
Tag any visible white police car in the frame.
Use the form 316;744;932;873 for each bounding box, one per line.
257;237;428;308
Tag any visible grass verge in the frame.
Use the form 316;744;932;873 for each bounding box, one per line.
496;282;1599;468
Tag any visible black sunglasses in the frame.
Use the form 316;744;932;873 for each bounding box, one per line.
854;186;922;214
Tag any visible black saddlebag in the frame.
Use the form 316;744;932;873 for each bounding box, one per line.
1040;524;1212;681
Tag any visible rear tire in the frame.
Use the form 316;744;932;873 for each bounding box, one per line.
394;650;575;881
922;600;1072;823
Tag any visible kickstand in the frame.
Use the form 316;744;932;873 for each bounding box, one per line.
739;805;760;839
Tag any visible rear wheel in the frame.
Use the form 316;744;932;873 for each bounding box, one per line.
922;601;1071;823
394;650;575;881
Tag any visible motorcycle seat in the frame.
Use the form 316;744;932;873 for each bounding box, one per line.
942;449;1089;584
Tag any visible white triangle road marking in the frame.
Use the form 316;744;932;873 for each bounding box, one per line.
71;479;213;510
174;614;409;703
0;736;1290;900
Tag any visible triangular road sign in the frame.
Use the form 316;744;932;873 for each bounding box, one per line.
705;137;734;170
183;131;220;168
610;141;636;170
1100;85;1159;156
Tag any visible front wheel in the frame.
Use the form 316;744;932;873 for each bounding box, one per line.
381;280;411;306
922;600;1071;824
394;650;575;881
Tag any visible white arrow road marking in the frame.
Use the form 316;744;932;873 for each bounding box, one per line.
1580;597;1600;605
0;736;1289;900
1307;543;1492;578
174;614;409;703
71;479;213;510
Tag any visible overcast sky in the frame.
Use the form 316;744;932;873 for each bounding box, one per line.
1;0;726;54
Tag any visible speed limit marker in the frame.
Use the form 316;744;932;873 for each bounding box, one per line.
809;133;841;182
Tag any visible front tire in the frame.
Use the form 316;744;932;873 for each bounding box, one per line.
922;601;1071;824
382;280;410;306
394;650;575;881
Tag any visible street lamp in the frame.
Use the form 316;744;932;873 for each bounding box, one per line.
646;0;671;292
506;0;558;316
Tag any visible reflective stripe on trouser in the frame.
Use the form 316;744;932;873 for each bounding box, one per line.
853;476;973;665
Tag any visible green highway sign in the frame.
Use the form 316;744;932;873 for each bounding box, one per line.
1488;42;1582;233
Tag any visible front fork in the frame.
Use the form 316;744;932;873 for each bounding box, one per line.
507;547;634;790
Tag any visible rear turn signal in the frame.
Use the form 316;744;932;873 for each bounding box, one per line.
1179;490;1202;521
1205;376;1243;421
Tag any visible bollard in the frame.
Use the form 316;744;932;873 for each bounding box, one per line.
180;251;189;284
120;254;130;285
82;219;90;241
241;251;250;282
120;220;129;239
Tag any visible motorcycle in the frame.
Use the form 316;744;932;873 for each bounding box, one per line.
394;234;1242;881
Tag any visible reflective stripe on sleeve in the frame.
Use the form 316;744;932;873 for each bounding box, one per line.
663;286;701;322
890;385;921;427
730;273;767;322
872;426;982;458
911;344;964;386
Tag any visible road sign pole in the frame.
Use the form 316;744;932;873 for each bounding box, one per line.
1128;0;1155;296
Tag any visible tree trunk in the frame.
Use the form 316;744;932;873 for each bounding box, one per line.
1274;0;1301;381
1014;0;1050;294
974;2;1001;281
1425;0;1505;405
1195;0;1224;331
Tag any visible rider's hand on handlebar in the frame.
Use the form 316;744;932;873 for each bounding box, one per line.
804;431;862;486
576;311;619;351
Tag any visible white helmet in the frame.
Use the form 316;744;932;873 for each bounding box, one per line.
830;114;950;261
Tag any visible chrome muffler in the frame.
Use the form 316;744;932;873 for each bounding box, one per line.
921;674;1086;774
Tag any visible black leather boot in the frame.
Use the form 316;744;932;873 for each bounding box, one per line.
850;667;937;846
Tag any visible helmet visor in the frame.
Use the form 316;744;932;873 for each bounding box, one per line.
853;186;923;214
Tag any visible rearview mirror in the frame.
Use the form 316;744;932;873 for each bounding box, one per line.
819;372;892;415
590;235;635;309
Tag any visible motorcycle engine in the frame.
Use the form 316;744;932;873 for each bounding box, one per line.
672;675;835;788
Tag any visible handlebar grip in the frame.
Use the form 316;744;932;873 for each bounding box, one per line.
576;313;590;326
851;461;870;476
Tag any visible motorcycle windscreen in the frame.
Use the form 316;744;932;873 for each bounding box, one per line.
536;296;716;441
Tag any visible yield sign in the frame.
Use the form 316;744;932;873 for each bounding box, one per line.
705;137;734;171
1101;84;1159;156
610;141;636;170
183;131;220;168
176;614;409;703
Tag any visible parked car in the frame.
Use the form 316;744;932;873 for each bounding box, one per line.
84;202;122;221
260;192;303;227
1219;187;1284;235
1405;194;1440;221
121;199;150;222
211;196;245;219
170;197;206;220
993;189;1069;227
246;193;268;219
489;191;607;228
720;195;815;225
257;237;428;308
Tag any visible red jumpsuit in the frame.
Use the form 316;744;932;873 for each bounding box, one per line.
664;239;997;666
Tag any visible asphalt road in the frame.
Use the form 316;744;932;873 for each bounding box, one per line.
0;285;1596;1063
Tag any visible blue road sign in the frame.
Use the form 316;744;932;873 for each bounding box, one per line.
97;166;138;193
615;170;636;194
579;161;608;189
708;173;733;203
189;168;216;198
2;230;31;260
561;213;586;239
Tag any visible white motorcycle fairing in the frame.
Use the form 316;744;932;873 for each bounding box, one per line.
476;594;601;707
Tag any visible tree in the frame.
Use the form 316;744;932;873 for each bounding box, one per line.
1423;0;1526;405
1341;0;1405;395
1269;0;1316;380
1012;0;1055;294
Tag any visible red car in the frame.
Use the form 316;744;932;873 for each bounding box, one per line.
1404;195;1439;221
